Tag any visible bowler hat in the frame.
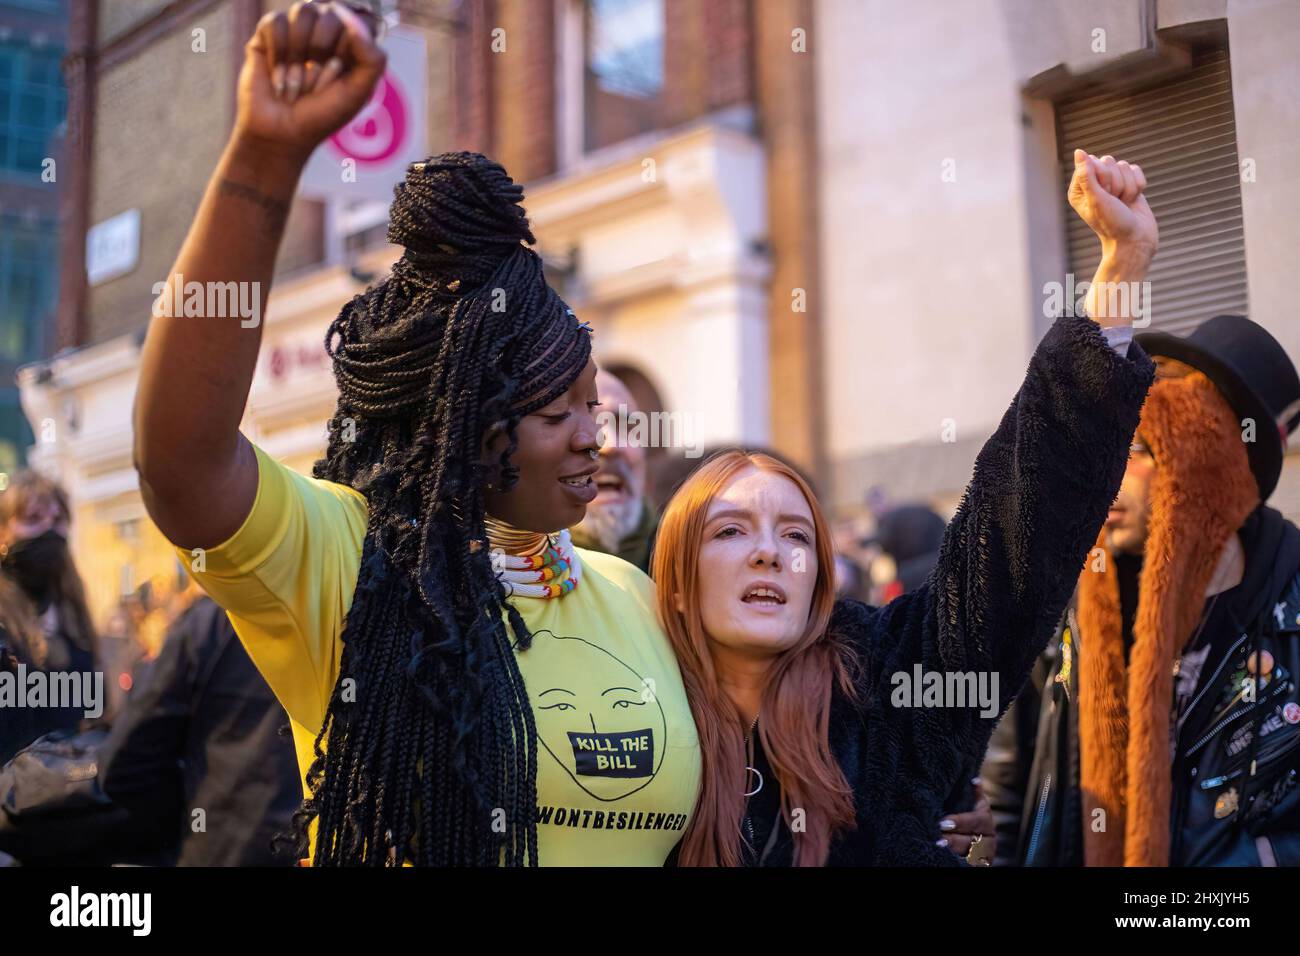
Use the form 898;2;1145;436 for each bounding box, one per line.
1137;315;1300;500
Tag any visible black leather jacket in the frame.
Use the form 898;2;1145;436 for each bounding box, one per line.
985;504;1300;866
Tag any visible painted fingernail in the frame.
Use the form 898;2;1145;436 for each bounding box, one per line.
935;838;949;848
317;56;343;88
939;819;956;831
971;776;982;786
286;63;303;102
272;63;287;98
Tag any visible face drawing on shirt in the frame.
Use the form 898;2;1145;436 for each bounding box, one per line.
527;630;668;801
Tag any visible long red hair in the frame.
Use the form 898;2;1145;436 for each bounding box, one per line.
653;451;859;866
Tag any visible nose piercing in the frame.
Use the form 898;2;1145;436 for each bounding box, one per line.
588;448;599;460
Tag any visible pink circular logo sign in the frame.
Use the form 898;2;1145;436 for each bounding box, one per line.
328;72;408;167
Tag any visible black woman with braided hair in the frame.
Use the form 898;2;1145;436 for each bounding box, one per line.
134;1;699;866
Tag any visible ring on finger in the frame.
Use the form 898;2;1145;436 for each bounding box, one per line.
964;831;991;866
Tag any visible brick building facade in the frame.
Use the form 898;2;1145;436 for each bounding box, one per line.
442;0;825;486
24;0;822;626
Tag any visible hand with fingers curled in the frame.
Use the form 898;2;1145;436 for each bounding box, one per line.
235;1;389;163
1068;148;1159;262
1067;148;1159;327
937;777;995;866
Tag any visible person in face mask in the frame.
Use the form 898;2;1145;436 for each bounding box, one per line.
0;471;97;704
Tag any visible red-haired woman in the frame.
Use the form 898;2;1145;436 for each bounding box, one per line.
654;150;1159;866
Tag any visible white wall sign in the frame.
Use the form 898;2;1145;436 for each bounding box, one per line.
299;26;428;206
85;208;140;285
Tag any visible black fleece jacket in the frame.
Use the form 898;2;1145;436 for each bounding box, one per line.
750;315;1154;866
99;597;302;866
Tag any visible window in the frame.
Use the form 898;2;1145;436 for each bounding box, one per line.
0;387;33;474
1;0;64;13
116;518;141;545
583;0;664;152
0;39;66;176
0;211;58;362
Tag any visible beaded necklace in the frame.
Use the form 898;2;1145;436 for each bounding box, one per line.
484;516;582;600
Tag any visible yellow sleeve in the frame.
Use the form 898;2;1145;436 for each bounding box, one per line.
174;441;369;734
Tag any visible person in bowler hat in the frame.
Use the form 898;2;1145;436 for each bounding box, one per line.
985;314;1300;866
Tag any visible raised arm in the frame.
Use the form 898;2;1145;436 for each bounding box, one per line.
856;150;1159;741
133;2;385;550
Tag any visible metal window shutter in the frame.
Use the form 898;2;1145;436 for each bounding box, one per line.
1056;50;1248;334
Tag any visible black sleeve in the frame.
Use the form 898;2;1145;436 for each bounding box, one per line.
845;316;1152;778
98;612;194;830
981;702;1026;864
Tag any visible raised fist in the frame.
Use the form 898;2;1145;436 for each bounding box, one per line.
235;1;388;160
1068;149;1159;260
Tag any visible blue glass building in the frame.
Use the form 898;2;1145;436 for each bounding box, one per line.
0;0;66;475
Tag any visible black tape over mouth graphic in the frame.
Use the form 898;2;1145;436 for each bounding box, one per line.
568;729;655;778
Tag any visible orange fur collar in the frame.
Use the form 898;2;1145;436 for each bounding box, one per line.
1077;362;1259;866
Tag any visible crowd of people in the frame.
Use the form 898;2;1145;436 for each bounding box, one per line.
2;1;1299;868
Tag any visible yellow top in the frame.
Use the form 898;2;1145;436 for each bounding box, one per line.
176;442;701;866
